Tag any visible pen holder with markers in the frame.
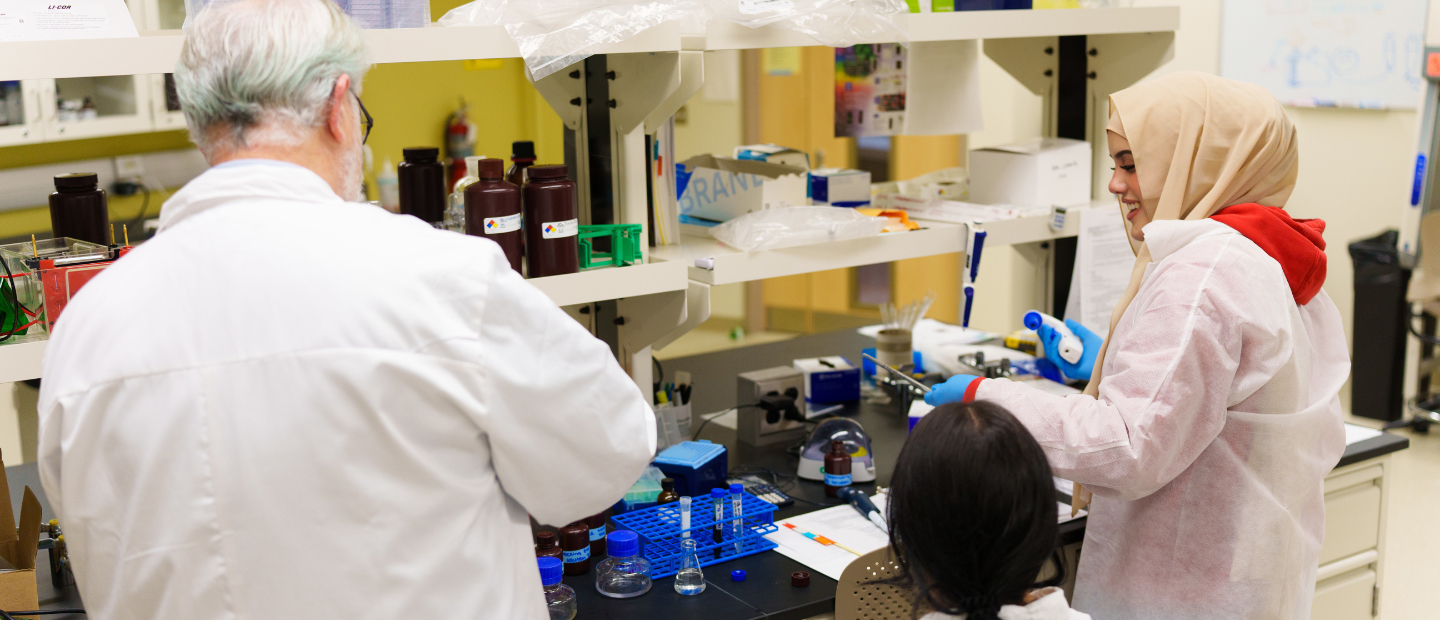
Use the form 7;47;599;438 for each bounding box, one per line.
610;491;779;579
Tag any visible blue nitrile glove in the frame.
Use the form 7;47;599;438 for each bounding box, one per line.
1038;318;1104;381
924;374;983;407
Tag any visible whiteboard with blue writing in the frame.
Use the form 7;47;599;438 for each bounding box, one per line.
1220;0;1427;109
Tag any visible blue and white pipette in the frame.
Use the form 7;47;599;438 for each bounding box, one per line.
1023;310;1084;365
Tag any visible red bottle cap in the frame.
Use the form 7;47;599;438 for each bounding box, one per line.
477;158;506;180
791;571;810;587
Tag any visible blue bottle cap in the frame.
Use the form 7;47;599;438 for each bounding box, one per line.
606;530;639;557
731;570;747;582
537;556;563;586
729;483;743;494
711;488;726;498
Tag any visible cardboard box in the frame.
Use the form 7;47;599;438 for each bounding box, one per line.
733;144;811;169
0;450;42;613
794;357;861;411
808;168;871;207
969;138;1091;207
676;155;809;223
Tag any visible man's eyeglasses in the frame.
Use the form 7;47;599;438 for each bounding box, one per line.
352;91;373;145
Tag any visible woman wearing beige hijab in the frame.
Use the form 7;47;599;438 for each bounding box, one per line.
926;71;1348;619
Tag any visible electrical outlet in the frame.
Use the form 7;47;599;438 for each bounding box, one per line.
114;156;144;179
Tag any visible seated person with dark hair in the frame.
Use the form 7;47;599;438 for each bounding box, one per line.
887;400;1087;620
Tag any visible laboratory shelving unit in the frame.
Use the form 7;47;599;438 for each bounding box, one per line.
0;7;1179;389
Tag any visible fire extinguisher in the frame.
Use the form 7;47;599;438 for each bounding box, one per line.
445;98;478;188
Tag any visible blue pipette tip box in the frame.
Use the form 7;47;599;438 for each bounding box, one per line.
652;440;728;498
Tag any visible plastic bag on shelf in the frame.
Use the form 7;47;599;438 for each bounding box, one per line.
707;0;909;47
711;206;889;252
439;0;700;81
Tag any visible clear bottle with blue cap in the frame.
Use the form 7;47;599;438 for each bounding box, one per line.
673;538;705;595
537;556;576;620
595;530;651;598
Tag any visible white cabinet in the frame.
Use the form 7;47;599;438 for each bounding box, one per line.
0;81;45;147
44;75;156;141
1311;458;1393;620
143;0;187;130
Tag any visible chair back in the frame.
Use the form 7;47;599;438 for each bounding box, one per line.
835;546;925;620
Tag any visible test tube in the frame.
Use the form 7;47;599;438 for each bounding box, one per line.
711;488;725;559
730;483;744;555
680;496;691;539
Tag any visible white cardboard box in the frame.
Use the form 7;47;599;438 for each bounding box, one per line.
733;144;811;170
969;138;1091;207
809;168;871;206
676;155;809;223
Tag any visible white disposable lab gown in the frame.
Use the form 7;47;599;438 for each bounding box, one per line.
973;218;1347;620
37;161;657;620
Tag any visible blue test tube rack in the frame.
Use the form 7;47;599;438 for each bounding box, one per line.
609;490;779;579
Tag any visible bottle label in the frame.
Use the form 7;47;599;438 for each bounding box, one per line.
483;212;521;234
541;218;579;239
589;526;606;542
824;472;852;487
563;547;590;564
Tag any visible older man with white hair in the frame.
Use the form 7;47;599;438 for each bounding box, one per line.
34;1;656;618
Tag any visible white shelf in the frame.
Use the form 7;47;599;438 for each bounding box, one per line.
0;263;688;384
650;202;1102;285
651;220;968;285
705;6;1180;50
0;340;45;384
528;260;689;307
0;8;1178;80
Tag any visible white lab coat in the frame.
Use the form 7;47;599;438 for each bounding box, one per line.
37;160;657;620
918;588;1091;620
974;219;1347;620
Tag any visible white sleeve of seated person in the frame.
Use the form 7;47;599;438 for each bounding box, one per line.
974;261;1240;501
460;258;656;526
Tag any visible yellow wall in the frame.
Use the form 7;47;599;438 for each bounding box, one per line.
359;58;566;200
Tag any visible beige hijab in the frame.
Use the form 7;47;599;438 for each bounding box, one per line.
1085;71;1299;398
1070;72;1299;513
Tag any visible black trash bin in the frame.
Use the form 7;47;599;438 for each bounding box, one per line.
1349;230;1411;422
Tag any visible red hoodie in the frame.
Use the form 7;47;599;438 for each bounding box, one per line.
1209;203;1327;305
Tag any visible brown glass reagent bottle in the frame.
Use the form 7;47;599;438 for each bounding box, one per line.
398;147;446;225
655;478;680;505
523;164;579;278
535;530;563;561
559;522;592;575
823;440;853;498
49;173;110;245
463;158;522;272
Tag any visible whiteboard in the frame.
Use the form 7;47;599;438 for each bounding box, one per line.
1220;0;1427;109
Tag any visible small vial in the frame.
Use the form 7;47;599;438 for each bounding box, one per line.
679;496;691;539
537;556;577;620
595;530;651;598
824;440;853;498
535;531;562;561
730;483;744;554
655;478;680;505
711;488;725;559
674;538;706;595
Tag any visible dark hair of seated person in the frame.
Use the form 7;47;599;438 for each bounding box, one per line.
885;400;1064;620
